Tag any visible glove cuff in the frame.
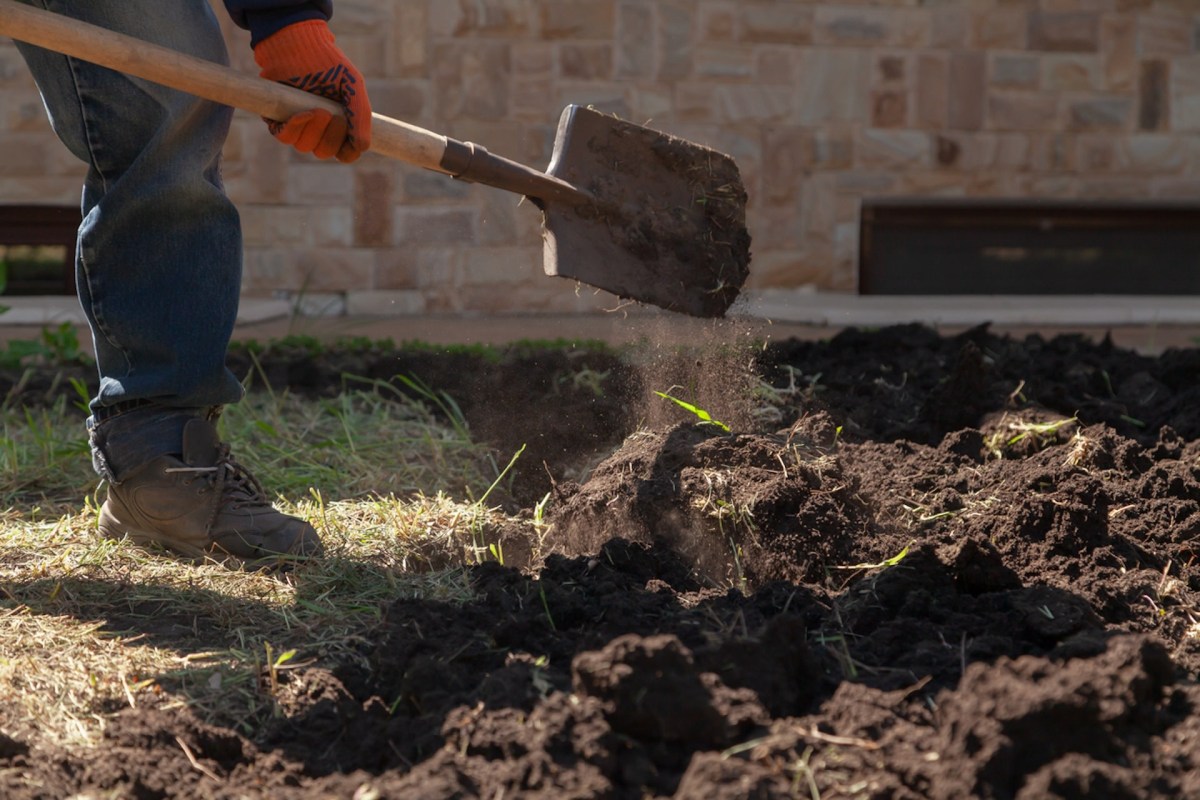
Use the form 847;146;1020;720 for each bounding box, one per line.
253;19;336;72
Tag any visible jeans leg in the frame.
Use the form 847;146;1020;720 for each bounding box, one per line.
16;0;245;412
15;1;247;477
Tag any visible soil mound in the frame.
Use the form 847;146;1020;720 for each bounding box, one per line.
3;324;1200;798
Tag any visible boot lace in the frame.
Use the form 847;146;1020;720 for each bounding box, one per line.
163;444;272;528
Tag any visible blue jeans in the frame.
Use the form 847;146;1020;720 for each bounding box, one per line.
15;0;246;480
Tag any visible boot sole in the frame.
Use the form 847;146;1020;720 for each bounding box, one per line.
98;505;316;567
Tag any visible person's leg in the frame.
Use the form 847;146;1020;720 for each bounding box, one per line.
15;0;243;466
15;0;320;561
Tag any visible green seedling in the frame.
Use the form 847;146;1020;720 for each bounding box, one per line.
539;582;556;631
833;543;911;571
655;390;730;432
985;414;1078;459
0;322;89;370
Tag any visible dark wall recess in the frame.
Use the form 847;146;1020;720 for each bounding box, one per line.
859;199;1200;295
0;205;80;296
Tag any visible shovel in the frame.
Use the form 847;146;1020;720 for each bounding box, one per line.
0;1;751;318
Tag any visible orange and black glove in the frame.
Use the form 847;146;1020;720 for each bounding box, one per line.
253;20;372;163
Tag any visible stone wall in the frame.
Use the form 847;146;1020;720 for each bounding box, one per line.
2;1;1200;314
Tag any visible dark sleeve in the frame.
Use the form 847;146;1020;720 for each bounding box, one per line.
223;0;333;46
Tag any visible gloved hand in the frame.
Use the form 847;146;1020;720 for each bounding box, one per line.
253;20;372;163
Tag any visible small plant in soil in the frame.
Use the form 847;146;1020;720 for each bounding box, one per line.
655;389;731;432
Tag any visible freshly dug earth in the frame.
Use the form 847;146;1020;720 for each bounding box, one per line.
3;323;1200;798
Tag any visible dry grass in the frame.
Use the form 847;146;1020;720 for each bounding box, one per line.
0;384;533;749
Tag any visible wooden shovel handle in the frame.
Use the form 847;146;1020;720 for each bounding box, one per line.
0;0;449;171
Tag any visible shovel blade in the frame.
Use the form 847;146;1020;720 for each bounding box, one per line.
542;106;751;318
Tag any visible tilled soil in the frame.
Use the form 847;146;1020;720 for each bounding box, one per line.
3;323;1200;798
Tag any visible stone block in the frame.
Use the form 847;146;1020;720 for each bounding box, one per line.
0;134;48;176
930;5;969;49
395;207;478;245
871;90;908;128
560;44;614;80
284;164;354;206
333;0;394;33
856;129;931;169
745;250;828;290
987;91;1060;132
676;83;710;123
389;3;428;77
432;42;511;120
541;2;616;39
290;293;347;319
512;43;555;74
659;1;695;80
916;53;948;128
799;174;836;243
475;190;524;247
373;248;419;290
895;171;970;197
430;0;533;38
461;247;540;286
716;85;793;123
949;51;987;131
815;7;890;46
245;249;374;293
695;46;756;80
414;248;461;291
295;250;376;292
0;94;52;133
616;1;654;79
0;46;36;87
1150;177;1200;198
347;290;426;316
336;34;388;77
511;77;555;121
1028;133;1074;172
223;122;289;205
833;183;870;228
811;129;854;170
1075;135;1118;172
1076;176;1153;198
365;81;429;120
313;209;354;248
1042;55;1103;92
402;171;471;202
875;54;906;86
1122;133;1187;172
698;2;737;42
755;48;798;85
1068;97;1132;131
973;8;1027;50
1028;12;1100;52
1101;15;1137;92
263;207;313;246
795;50;871;125
1170;55;1200;131
1140;60;1169;131
355;167;396;247
748;205;806;250
991;55;1039;89
238;207;270;248
741;3;814;45
991;133;1036;171
761;127;813;204
1138;14;1193;57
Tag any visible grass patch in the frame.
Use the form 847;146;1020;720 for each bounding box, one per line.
0;380;532;748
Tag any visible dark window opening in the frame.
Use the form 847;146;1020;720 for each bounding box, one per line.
859;199;1200;295
0;205;80;296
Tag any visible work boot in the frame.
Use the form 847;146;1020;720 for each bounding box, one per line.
97;417;322;564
